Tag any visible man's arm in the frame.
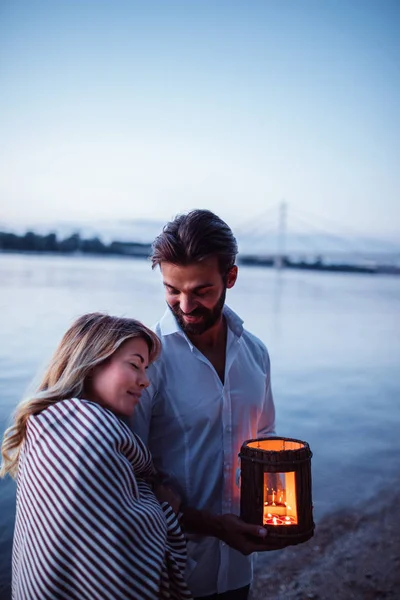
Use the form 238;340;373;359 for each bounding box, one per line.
257;348;276;437
187;344;276;555
133;397;272;553
181;506;282;555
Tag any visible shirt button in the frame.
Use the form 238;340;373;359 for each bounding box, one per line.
226;426;232;433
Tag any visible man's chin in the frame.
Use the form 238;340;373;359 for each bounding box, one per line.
182;322;209;335
173;313;205;335
180;315;220;336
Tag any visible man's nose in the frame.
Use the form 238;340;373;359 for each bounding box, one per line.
179;294;196;314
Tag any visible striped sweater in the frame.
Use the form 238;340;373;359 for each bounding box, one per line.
12;398;192;600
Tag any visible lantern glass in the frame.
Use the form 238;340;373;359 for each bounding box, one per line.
263;472;298;526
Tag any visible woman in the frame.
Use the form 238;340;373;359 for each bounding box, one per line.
1;313;192;600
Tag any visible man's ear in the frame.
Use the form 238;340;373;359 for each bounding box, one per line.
226;266;238;289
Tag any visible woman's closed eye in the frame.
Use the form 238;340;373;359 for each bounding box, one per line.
130;361;149;371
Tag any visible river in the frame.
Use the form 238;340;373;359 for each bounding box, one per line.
0;253;399;596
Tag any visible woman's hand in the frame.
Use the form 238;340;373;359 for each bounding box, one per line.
154;482;181;514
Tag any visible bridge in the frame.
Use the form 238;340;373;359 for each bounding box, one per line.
234;203;400;275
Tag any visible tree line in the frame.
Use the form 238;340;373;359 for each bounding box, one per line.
0;230;152;257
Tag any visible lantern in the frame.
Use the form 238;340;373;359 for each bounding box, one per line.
239;436;314;549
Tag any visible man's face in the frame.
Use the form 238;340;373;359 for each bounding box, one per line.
160;257;237;336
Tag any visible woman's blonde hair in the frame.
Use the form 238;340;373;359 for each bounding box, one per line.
1;313;161;479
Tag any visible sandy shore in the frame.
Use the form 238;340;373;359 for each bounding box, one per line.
251;488;400;600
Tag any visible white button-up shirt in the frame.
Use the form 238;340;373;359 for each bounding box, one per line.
132;305;275;597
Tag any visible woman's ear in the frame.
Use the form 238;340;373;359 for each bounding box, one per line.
226;266;238;289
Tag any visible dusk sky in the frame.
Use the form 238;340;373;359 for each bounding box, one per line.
1;0;399;239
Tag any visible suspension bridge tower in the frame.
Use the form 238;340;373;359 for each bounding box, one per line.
274;201;287;269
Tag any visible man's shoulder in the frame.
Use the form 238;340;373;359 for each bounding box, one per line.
224;305;268;356
240;327;271;365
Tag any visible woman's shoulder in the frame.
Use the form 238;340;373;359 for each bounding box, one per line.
27;399;153;469
30;398;128;443
38;397;112;422
64;397;116;422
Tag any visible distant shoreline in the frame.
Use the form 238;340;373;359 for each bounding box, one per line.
1;230;399;275
0;229;152;257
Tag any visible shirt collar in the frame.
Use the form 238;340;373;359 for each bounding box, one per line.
159;304;244;338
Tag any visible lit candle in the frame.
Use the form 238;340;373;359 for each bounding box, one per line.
263;512;297;526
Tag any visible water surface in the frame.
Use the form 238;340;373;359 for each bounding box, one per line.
1;253;399;595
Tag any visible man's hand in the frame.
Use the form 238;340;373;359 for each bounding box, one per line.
217;513;281;555
181;507;283;555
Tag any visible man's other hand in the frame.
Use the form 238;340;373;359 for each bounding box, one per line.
154;482;181;514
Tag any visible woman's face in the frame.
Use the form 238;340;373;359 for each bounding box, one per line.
87;337;150;417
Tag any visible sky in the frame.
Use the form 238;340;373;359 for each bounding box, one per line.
0;0;399;240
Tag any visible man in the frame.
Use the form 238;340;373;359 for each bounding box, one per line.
132;209;276;599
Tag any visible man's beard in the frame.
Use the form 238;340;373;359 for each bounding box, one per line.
170;288;227;336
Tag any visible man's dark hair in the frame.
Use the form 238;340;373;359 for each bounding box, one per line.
151;209;238;275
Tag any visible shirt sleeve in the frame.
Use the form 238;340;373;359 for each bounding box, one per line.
257;348;276;437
